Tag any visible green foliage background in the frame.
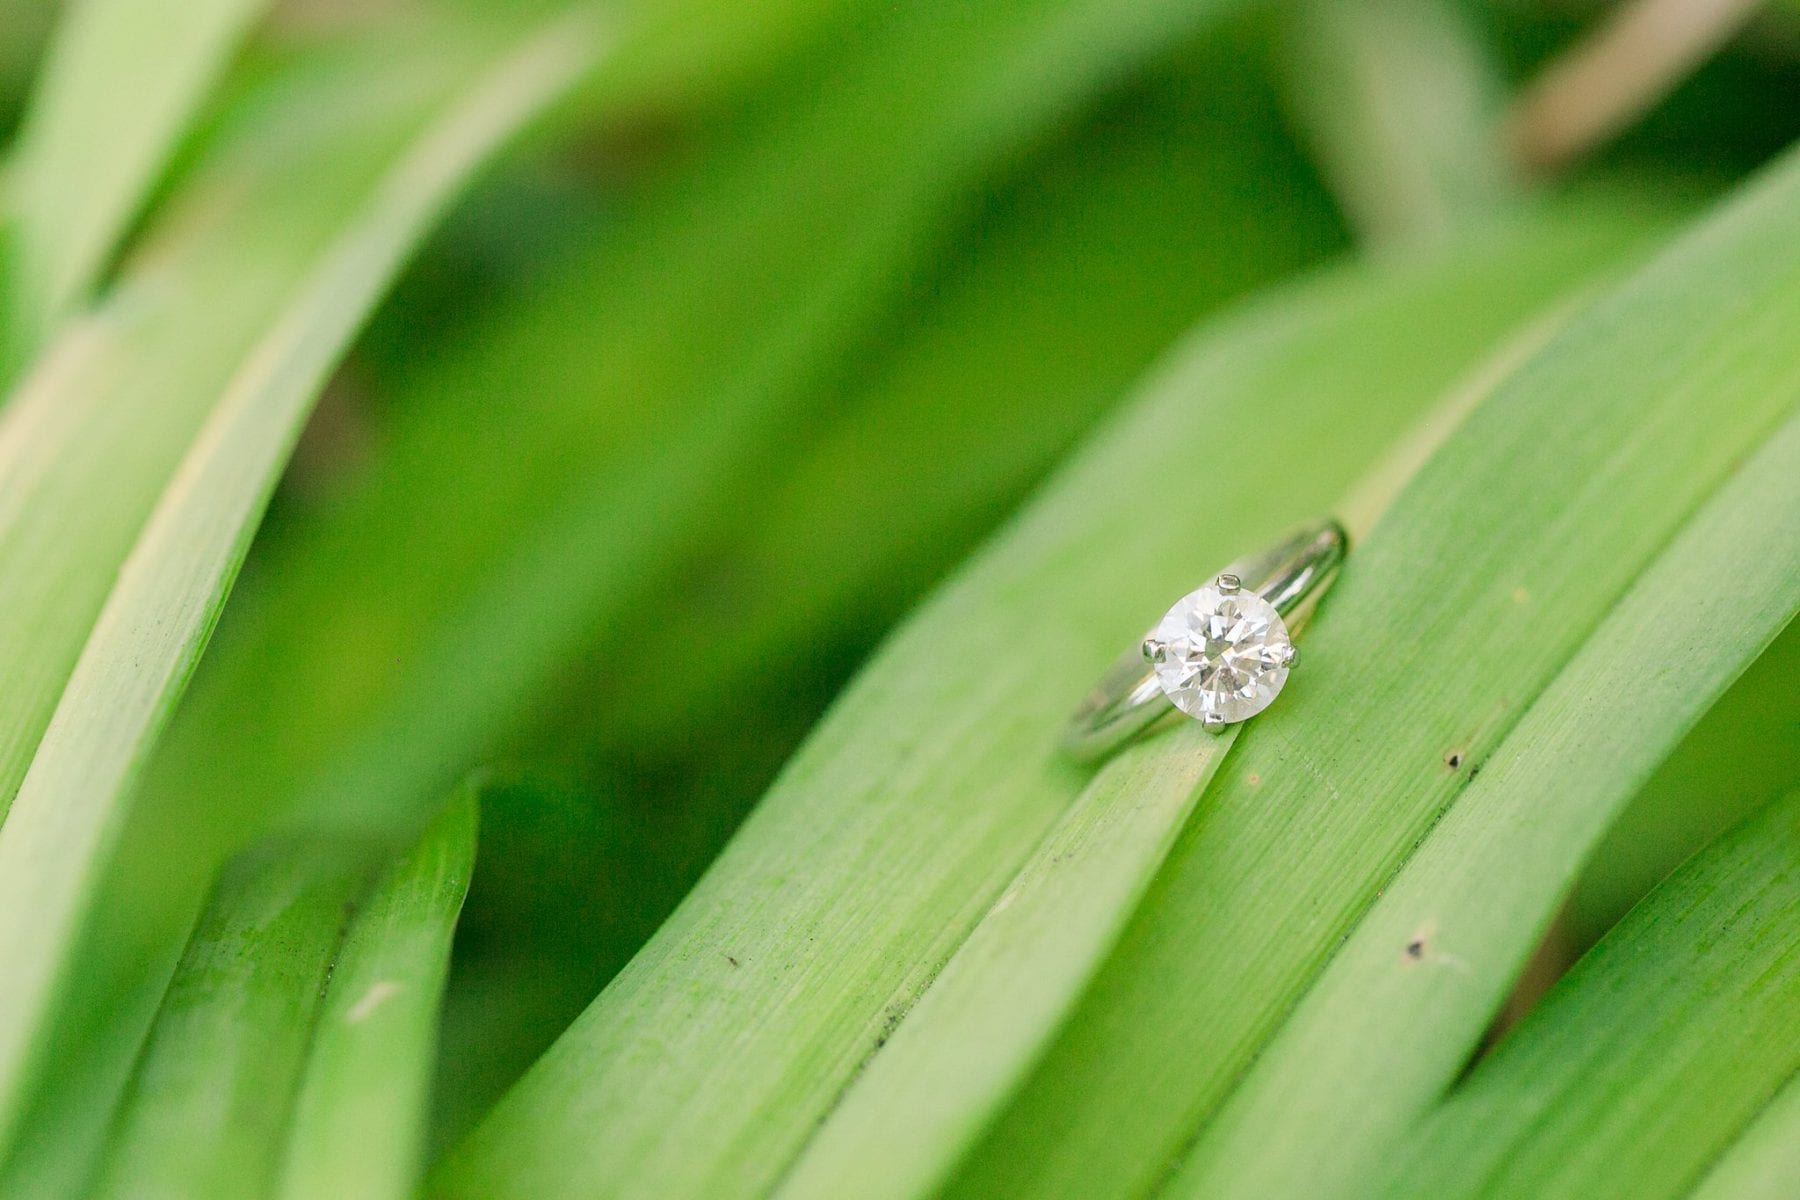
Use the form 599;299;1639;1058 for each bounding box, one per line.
0;0;1794;1197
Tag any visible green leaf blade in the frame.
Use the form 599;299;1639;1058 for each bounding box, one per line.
272;792;478;1200
1689;1068;1800;1200
88;841;366;1200
1564;614;1800;945
772;726;1237;1200
1380;788;1800;1200
1281;0;1521;246
2;0;271;365
87;791;478;1200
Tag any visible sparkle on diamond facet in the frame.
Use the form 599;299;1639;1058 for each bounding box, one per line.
1146;583;1293;724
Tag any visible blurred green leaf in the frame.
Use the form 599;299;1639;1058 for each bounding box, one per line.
87;840;367;1200
1161;407;1800;1200
430;201;1662;1200
1281;0;1519;245
1378;787;1800;1199
947;148;1800;1200
271;792;477;1200
578;0;855;114
0;0;271;372
0;0;57;139
1688;1066;1800;1200
0;6;599;1157
557;22;1347;761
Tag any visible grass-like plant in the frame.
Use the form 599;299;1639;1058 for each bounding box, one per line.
0;1;1794;1198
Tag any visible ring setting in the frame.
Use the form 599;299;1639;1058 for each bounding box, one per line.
1062;519;1347;763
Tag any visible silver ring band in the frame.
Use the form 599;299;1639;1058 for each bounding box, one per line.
1061;519;1347;764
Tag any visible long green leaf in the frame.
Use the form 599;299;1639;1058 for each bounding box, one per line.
774;724;1238;1200
1280;0;1519;246
1;0;269;367
1688;1067;1800;1200
431;205;1660;1200
1377;788;1800;1199
1162;407;1800;1199
0;8;599;1155
87;790;476;1200
943;147;1800;1200
86;841;366;1200
272;792;477;1200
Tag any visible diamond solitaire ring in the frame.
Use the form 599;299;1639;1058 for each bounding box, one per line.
1062;519;1347;763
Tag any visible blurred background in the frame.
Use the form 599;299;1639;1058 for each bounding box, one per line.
4;0;1798;1159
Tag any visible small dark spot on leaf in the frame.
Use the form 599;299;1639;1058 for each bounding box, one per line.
1444;751;1462;770
726;956;740;968
1405;939;1425;960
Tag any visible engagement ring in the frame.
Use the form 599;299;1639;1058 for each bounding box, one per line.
1062;519;1347;763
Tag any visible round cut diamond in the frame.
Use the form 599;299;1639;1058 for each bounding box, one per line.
1146;583;1293;724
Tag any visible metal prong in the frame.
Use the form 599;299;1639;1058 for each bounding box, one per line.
1141;637;1164;661
1277;644;1297;667
1216;573;1241;593
1202;713;1227;732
